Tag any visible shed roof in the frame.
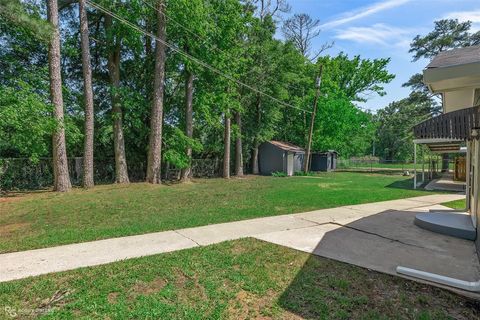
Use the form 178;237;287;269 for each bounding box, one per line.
313;150;338;155
426;45;480;69
269;140;304;153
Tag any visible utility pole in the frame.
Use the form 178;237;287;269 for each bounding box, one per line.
304;64;323;172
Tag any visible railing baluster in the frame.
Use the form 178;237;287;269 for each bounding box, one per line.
413;106;480;140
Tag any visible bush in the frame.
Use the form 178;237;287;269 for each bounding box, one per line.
271;171;287;177
294;171;315;176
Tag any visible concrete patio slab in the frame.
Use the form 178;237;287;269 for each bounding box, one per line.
255;224;479;282
0;231;198;282
415;212;476;240
425;174;466;192
254;213;480;298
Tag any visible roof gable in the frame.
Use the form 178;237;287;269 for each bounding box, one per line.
268;140;304;153
427;45;480;69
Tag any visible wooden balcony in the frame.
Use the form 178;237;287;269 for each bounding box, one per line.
414;105;480;140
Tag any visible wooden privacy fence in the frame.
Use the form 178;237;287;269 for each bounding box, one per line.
454;157;467;181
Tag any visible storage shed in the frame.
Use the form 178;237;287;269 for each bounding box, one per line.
258;141;305;176
310;151;338;172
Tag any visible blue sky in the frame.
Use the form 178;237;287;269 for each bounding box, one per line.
281;0;480;112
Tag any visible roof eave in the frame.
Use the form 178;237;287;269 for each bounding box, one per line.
423;61;480;93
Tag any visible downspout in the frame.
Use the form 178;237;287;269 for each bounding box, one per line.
396;266;480;292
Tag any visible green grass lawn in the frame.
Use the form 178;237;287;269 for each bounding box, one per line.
0;172;435;253
0;238;477;319
442;199;466;210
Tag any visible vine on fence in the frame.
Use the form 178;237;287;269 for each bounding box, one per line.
0;158;222;191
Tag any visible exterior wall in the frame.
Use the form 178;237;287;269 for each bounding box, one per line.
443;89;475;113
311;154;329;171
311;153;337;171
473;139;480;259
258;142;286;175
293;153;304;173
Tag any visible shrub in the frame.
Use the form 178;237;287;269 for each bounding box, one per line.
294;171;315;176
271;171;287;177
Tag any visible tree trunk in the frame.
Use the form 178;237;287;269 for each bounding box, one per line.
252;95;261;175
223;112;231;179
145;17;152;57
146;0;167;184
106;15;129;184
79;0;94;188
251;145;259;174
234;111;243;176
47;0;71;192
181;68;194;181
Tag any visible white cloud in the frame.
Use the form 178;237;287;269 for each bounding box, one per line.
335;23;412;47
319;0;412;30
444;10;480;31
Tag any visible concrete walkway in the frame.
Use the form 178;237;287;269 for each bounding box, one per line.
1;194;476;297
425;173;466;192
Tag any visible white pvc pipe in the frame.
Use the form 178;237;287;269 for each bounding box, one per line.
397;266;480;292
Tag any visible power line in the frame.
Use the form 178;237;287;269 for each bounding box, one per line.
86;0;311;114
131;0;304;93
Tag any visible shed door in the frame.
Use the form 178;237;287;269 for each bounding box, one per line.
287;153;294;176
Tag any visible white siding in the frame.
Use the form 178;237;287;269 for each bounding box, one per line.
443;89;475;113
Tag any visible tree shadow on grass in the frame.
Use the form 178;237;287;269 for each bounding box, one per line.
276;209;480;318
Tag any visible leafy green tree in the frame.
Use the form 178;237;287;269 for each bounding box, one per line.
0;82;55;160
405;19;480;96
375;93;436;160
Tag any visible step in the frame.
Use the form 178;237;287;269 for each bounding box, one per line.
414;212;476;241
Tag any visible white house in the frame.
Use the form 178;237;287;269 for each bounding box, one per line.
400;45;480;291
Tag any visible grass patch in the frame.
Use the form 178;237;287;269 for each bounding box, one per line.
0;173;435;253
0;238;477;319
442;199;466;211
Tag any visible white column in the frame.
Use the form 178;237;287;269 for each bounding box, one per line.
414;143;417;189
472;138;479;227
466;141;471;211
421;146;425;183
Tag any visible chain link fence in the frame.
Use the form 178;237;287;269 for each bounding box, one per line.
337;159;418;173
0;158;222;191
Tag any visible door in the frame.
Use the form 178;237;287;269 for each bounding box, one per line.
287;153;294;176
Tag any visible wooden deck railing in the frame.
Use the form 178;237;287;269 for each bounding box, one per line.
413;105;480;140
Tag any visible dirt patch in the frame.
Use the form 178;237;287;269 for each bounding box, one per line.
0;196;24;204
107;292;119;304
32;289;73;317
129;277;167;300
230;243;248;255
317;182;341;189
175;270;207;303
0;222;30;237
227;289;281;320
